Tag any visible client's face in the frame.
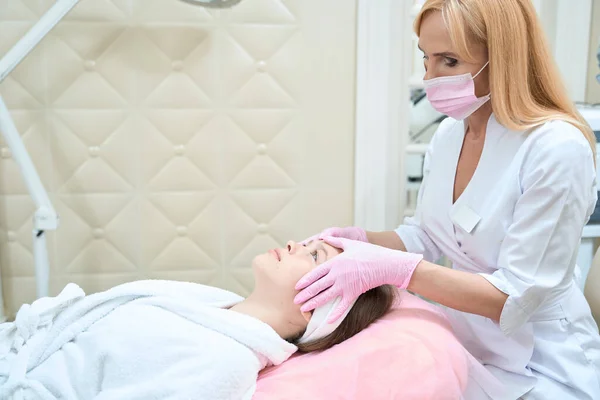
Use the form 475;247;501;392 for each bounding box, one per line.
251;240;341;326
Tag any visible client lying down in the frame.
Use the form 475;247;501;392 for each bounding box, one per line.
0;239;394;400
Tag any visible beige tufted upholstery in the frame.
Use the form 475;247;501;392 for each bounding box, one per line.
0;0;357;316
585;248;600;326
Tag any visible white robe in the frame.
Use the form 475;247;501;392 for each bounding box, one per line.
396;115;600;399
0;280;297;400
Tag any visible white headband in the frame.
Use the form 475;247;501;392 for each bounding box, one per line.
297;297;357;344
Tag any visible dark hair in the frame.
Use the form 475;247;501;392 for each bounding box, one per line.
290;285;396;353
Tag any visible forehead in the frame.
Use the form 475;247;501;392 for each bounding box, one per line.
418;11;453;51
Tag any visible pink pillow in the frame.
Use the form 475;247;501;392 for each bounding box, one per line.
254;292;469;400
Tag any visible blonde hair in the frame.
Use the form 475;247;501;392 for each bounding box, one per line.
414;0;596;157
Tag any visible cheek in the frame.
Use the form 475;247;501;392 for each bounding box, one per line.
251;254;314;289
292;259;314;281
282;258;314;290
475;71;490;94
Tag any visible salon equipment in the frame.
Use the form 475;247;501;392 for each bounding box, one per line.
179;0;243;8
409;89;444;143
405;90;443;191
0;0;244;320
596;42;599;84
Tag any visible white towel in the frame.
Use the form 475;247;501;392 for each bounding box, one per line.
0;280;297;400
298;297;356;344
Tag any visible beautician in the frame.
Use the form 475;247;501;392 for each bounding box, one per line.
294;0;600;398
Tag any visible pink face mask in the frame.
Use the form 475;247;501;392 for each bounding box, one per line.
423;62;490;120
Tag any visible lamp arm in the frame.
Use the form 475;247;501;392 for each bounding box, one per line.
0;0;81;84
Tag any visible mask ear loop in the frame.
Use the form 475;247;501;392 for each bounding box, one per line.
473;61;491;99
473;61;489;79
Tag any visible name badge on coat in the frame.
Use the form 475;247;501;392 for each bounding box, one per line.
450;204;481;233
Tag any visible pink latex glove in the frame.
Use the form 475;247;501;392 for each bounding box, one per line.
300;226;368;246
294;236;423;322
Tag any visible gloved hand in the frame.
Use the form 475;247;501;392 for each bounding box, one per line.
300;226;368;245
294;236;423;322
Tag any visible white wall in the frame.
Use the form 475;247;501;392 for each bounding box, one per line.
586;0;600;103
533;0;593;103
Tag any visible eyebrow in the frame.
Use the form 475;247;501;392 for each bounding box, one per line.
417;44;458;58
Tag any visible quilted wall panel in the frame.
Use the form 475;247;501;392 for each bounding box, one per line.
0;0;357;316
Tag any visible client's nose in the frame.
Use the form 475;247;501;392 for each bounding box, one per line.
286;240;298;254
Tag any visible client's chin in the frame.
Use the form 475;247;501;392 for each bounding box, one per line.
251;253;275;270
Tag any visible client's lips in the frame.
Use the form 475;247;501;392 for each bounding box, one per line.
269;249;281;261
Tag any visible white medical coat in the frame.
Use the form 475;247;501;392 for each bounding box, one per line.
396;115;600;400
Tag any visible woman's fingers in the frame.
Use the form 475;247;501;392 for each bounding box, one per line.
319;227;341;238
294;262;331;291
299;284;339;313
294;272;334;305
318;235;348;249
299;233;320;246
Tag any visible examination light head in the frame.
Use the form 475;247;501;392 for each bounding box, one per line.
178;0;243;8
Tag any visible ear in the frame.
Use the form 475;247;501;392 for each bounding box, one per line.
301;310;312;323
